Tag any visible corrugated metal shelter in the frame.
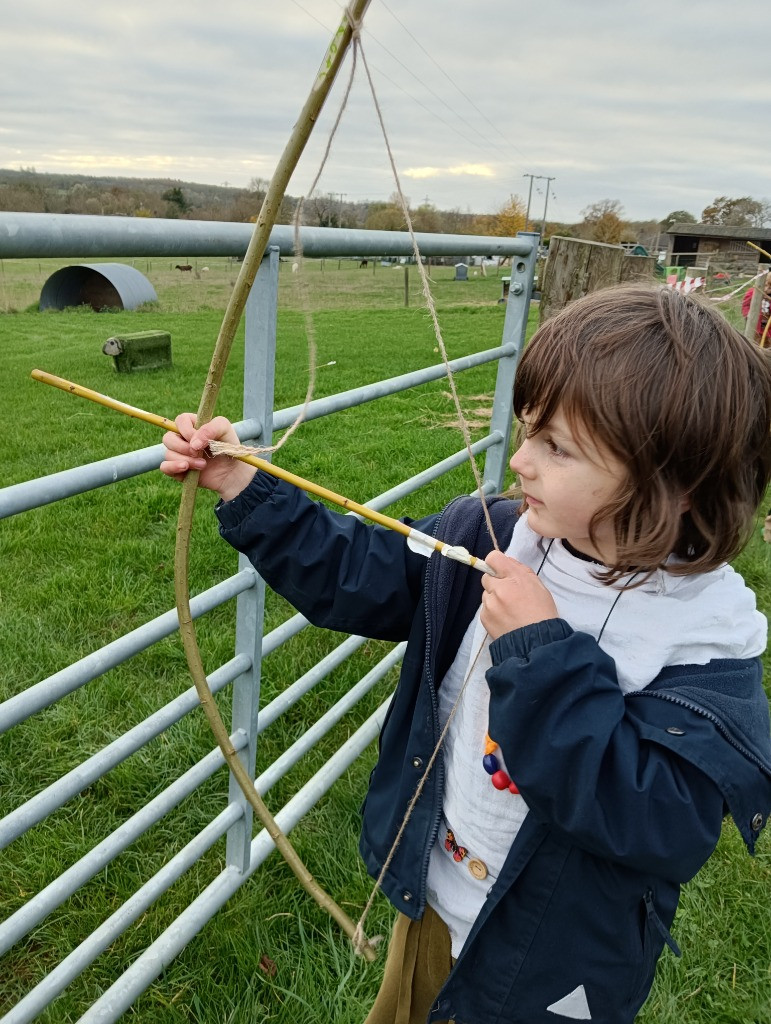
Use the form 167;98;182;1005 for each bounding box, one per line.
39;263;157;311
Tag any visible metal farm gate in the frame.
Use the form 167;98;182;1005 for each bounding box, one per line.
0;214;538;1021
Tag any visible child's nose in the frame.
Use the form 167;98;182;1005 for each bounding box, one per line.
509;441;534;477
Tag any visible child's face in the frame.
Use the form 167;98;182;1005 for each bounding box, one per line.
509;407;627;564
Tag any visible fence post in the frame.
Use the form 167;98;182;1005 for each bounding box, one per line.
225;246;279;871
482;232;539;494
744;271;766;340
539;236;623;324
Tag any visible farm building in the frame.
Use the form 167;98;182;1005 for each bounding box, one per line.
665;223;771;276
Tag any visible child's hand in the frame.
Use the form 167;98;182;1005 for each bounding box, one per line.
160;414;257;502
480;549;559;639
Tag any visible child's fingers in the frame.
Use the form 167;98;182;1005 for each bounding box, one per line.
188;416;240;453
172;414;238;452
159;458;188;480
162;430;196;457
159;464;186;481
163;415;238;462
479;547;559;638
482;550;531;586
160;433;207;477
159;455;206;479
174;413;198;441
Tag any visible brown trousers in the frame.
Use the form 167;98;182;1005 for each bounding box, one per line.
363;904;454;1024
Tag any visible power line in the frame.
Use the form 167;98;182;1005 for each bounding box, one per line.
370;3;515;162
285;1;550;210
367;59;509;156
288;0;513;160
379;0;533;167
286;0;331;32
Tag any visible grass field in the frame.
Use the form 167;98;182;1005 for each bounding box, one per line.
0;254;511;316
0;262;769;1024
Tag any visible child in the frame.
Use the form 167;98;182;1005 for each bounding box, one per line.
161;284;771;1024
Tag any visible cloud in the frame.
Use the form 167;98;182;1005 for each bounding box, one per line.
404;164;495;180
41;153;180;172
1;1;770;221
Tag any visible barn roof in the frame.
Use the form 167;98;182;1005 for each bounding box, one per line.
666;223;771;240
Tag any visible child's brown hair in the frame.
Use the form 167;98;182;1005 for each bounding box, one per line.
513;284;771;580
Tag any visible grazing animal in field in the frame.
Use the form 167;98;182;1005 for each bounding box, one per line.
175;264;193;272
359;259;368;268
201;266;209;272
292;262;299;273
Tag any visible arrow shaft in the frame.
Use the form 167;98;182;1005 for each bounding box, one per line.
31;368;493;576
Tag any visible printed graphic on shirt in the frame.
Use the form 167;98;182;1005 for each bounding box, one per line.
546;983;592;1019
444;829;468;862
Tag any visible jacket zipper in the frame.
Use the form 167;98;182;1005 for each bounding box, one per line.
416;500;457;911
643;890;681;956
627;689;771;776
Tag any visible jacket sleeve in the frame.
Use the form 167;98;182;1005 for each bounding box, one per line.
215;471;433;641
487;619;726;881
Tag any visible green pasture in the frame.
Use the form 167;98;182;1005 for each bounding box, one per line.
0;254;510;316
0;266;769;1024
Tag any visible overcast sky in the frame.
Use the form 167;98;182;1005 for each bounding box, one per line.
2;0;770;223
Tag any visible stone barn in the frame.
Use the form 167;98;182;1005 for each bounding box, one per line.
665;224;771;277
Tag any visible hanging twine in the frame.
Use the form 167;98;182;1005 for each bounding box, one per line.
350;29;505;950
204;21;507;956
355;36;500;553
352;633;490;955
255;32;361;458
223;9;498;546
185;8;504;962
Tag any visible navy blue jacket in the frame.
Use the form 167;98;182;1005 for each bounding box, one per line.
216;474;771;1024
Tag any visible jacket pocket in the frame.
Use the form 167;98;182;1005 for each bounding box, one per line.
643;890;681;957
630;889;681;1011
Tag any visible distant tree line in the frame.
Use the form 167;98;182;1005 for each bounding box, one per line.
0;168;527;236
0;168;767;248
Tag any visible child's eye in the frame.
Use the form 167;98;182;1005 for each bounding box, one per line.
545;437;568;458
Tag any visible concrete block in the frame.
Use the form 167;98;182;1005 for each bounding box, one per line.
102;331;172;373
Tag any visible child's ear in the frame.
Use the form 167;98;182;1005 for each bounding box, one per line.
678;495;691;513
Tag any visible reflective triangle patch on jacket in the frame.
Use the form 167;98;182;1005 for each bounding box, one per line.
546;984;592;1019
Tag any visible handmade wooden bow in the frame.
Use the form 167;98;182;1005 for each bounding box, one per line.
173;0;377;959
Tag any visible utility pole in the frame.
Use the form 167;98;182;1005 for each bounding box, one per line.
523;174;556;237
540;177;555;239
523;174;535;231
338;192;346;228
